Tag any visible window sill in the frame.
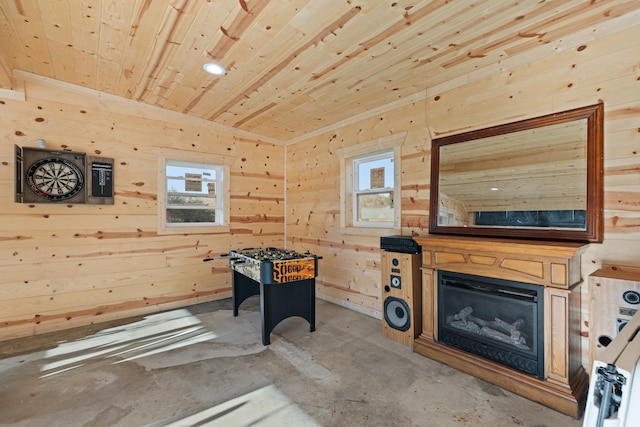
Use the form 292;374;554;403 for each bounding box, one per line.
158;224;230;235
340;226;401;237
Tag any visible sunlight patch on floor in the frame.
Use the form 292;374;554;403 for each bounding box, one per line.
156;384;321;427
40;309;217;378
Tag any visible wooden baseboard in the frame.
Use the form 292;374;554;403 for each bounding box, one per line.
413;335;588;419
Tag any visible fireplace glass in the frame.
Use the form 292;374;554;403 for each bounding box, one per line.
438;271;544;378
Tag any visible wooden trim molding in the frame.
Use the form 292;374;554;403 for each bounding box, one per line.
156;148;234;235
336;132;406;233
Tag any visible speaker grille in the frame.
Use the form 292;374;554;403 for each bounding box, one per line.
384;297;411;332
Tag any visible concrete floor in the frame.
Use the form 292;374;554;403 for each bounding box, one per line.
0;298;583;427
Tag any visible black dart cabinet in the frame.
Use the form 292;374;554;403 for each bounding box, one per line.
15;146;114;205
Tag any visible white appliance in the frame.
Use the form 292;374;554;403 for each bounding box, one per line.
583;310;640;427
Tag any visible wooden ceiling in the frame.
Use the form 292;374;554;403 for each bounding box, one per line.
0;0;638;143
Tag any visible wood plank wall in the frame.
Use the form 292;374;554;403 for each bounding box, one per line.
286;24;640;368
286;101;430;315
0;78;284;340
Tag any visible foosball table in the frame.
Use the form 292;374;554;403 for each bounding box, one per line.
207;247;320;345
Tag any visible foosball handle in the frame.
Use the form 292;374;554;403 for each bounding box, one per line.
202;253;231;262
303;250;323;259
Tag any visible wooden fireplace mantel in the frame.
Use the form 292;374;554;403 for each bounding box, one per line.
413;235;589;418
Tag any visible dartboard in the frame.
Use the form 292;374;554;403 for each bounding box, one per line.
26;157;85;201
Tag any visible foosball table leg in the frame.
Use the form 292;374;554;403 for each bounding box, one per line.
260;282;271;345
232;271;260;317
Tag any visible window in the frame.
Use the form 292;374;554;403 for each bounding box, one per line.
157;149;232;234
337;132;405;234
353;150;395;227
165;160;223;226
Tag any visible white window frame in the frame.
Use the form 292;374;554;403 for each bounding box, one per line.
157;149;233;235
352;150;395;228
166;159;223;226
337;132;406;235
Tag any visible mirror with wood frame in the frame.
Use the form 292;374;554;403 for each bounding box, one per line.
429;103;604;243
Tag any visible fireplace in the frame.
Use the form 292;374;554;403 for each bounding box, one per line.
438;271;544;378
414;235;589;418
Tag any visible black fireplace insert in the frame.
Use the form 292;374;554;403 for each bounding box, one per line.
438;270;544;378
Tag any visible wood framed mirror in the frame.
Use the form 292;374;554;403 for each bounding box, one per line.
429;103;604;243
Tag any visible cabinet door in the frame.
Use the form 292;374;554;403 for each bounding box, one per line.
421;268;435;340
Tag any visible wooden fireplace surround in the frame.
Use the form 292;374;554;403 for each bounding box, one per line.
413;235;589;418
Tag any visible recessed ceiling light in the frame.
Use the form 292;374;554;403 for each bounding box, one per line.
203;62;226;76
490;187;499;191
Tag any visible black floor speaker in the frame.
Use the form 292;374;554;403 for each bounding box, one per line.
381;251;421;346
